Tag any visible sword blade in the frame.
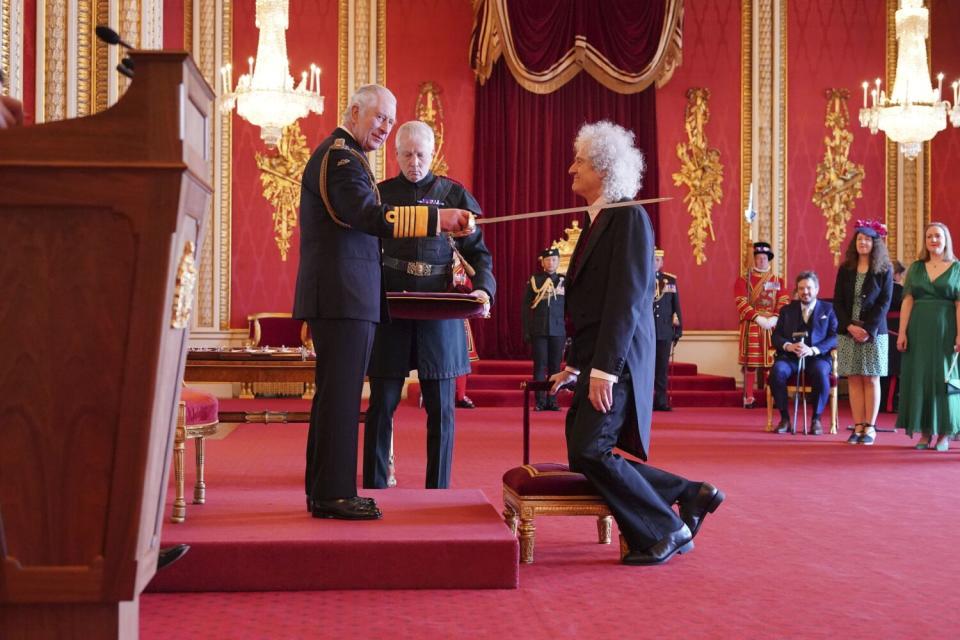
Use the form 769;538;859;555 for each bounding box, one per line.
473;197;671;225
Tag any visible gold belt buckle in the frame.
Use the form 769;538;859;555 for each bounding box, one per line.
407;261;431;276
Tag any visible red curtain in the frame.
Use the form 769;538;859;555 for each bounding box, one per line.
471;62;660;360
504;0;666;73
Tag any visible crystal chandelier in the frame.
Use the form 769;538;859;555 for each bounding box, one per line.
220;0;323;147
858;0;960;159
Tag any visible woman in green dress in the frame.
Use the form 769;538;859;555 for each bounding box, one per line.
896;222;960;451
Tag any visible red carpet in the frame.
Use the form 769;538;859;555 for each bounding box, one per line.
151;426;517;591
405;360;742;407
141;405;960;639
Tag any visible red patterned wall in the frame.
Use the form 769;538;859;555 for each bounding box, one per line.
931;0;960;238
229;0;339;327
786;0;885;297
22;0;36;124
655;0;742;330
162;2;184;51
385;0;476;190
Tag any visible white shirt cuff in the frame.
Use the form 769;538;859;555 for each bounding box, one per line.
812;346;821;356
590;368;619;383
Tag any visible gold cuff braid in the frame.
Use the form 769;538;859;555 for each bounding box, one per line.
390;206;430;238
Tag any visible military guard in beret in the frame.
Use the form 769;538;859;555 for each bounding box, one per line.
294;86;473;520
653;248;682;411
362;121;496;490
523;247;566;410
734;241;790;409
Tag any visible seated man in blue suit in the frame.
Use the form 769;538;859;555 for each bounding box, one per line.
769;271;838;435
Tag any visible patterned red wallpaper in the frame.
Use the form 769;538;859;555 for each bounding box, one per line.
931;0;960;240
786;0;885;297
655;0;742;330
385;0;477;191
229;0;339;328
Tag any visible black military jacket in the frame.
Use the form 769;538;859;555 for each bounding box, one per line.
522;272;566;340
653;271;683;342
367;172;496;380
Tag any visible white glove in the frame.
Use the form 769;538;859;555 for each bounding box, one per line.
768;316;778;329
471;289;491;318
754;316;769;330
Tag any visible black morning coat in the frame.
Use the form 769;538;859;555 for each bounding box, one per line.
565;201;655;460
366;172;496;380
832;266;893;340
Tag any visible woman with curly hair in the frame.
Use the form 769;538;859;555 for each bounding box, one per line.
833;220;893;445
896;222;960;451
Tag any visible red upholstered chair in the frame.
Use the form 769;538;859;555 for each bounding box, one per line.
171;387;219;523
502;381;613;563
247;312;312;350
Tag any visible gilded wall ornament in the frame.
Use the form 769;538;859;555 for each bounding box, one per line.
255;121;311;261
172;241;198;329
672;87;723;265
553;220;582;275
415;81;448;176
813;89;865;265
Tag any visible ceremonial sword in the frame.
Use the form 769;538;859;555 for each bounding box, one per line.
450;196;672;236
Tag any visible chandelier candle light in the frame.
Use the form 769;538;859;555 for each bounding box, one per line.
220;0;323;147
858;0;960;159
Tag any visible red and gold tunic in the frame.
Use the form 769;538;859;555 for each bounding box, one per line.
735;269;789;368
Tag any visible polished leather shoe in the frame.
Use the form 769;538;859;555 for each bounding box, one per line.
622;524;694;566
455;396;476;409
679;482;725;538
157;544;190;571
775;417;792;434
810;417;823;435
311;497;382;520
534;403;545;412
653;404;673;412
307;495;376;513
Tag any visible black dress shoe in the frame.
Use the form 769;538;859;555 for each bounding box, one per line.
157;544;190;571
775;417;792;434
312;497;382;520
810;417;823;435
307;495;376;513
456;396;476;409
653;404;673;412
534;403;545;412
622;524;694;566
546;403;562;411
679;482;725;538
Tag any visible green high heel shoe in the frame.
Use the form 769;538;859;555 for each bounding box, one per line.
915;436;932;450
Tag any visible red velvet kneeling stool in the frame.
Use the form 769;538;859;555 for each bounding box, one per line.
501;382;612;564
171;387;219;523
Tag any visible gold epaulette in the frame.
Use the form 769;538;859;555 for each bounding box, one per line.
318;140;380;229
386;205;430;238
662;271;677;279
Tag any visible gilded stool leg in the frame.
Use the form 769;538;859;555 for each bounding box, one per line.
503;505;518;535
302;382;316;400
192;436;206;504
618;534;630;560
171;403;187;523
518;517;536;564
597;515;613;544
239;382;255;399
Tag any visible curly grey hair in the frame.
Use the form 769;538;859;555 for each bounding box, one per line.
395;120;435;151
340;84;396;127
574;121;645;202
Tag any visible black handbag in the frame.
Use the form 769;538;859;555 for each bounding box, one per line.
947;353;960;395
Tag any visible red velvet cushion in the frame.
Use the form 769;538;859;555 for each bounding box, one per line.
387;292;487;320
180;387;219;426
502;462;601;497
255;317;305;348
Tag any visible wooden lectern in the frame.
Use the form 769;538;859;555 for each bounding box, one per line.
0;52;214;639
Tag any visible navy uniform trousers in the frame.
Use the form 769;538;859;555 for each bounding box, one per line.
565;371;695;549
305;318;375;500
363;375;455;489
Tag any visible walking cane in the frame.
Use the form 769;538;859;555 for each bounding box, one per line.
791;332;810;435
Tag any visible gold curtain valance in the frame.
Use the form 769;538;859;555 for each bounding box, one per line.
471;0;684;95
